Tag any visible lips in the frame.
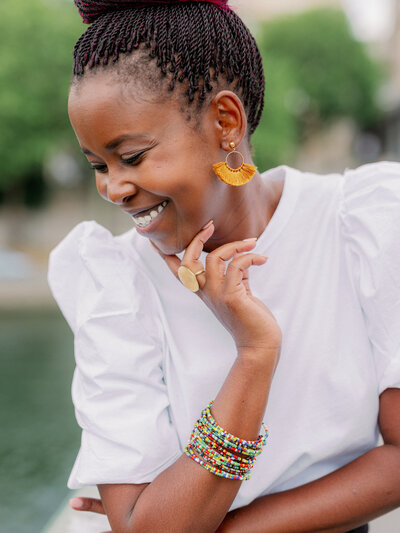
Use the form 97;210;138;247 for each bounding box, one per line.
132;200;168;229
127;201;167;217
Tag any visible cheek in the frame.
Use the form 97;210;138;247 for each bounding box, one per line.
95;175;107;199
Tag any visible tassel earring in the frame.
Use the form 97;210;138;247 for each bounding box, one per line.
213;142;257;186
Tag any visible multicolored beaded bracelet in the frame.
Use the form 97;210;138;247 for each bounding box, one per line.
202;401;268;450
191;426;256;468
184;400;268;481
190;432;255;471
194;419;264;458
184;442;252;481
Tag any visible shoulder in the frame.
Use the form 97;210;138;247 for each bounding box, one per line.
47;220;159;335
340;160;400;214
338;161;400;252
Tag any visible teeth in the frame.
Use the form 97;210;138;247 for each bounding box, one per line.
133;200;168;228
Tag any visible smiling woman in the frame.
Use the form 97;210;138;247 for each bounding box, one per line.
48;1;400;532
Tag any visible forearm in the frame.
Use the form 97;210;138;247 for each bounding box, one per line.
220;444;400;533
126;349;276;533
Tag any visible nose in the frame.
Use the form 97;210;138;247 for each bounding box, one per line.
105;170;139;206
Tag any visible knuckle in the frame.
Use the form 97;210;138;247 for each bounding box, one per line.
205;254;217;267
87;499;95;510
226;261;241;273
222;292;236;307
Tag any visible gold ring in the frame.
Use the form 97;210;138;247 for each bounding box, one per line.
177;265;205;292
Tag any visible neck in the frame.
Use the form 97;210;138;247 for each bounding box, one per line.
203;171;283;253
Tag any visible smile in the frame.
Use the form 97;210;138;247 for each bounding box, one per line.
132;200;168;229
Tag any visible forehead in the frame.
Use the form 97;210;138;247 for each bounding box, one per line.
67;70;208;150
69;73;171;129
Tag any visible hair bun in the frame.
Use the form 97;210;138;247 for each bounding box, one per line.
74;0;230;24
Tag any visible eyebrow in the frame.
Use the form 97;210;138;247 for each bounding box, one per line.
81;133;151;155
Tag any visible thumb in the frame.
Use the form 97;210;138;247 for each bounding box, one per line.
70;497;106;515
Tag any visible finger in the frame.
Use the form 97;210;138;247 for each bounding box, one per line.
182;220;215;280
228;252;250;292
211;237;258;262
205;238;258;282
180;222;215;289
242;267;251;293
69;497;106;515
182;220;214;264
224;253;268;293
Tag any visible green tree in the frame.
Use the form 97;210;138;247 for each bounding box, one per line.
0;0;81;205
252;8;383;172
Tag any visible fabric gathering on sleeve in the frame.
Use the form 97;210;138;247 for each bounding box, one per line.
47;220;182;489
339;161;400;395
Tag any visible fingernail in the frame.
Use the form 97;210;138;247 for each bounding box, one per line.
243;237;257;242
202;220;214;230
70;497;84;509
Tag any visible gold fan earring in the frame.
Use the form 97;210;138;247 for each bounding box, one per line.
213;142;257;186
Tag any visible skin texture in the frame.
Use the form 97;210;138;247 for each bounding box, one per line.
67;72;400;531
68;72;282;256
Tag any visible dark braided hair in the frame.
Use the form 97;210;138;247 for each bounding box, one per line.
72;0;265;136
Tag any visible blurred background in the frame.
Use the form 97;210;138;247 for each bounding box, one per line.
1;0;399;531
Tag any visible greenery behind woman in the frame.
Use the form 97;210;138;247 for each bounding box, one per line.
65;1;400;531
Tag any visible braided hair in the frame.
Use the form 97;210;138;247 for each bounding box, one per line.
72;0;265;136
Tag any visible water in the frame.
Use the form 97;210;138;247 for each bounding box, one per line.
0;310;80;533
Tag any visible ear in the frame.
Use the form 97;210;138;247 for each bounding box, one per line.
210;90;248;151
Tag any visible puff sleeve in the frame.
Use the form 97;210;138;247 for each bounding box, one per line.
339;162;400;394
47;221;181;489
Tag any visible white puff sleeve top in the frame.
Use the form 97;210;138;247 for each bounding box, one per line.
339;162;400;393
48;162;400;506
48;222;181;488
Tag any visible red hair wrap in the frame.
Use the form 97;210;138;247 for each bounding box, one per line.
74;0;230;24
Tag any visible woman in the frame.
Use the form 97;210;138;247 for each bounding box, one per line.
48;0;400;531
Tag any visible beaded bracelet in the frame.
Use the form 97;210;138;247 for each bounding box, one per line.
192;425;256;467
202;401;268;451
194;418;264;458
184;400;268;481
185;442;251;480
191;429;254;469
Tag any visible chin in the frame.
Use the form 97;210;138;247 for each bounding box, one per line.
153;228;195;256
153;239;184;257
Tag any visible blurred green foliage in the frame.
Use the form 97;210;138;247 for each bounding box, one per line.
0;0;81;204
0;4;384;203
252;8;383;171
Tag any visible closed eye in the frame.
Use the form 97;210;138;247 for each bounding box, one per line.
89;151;146;173
121;151;146;165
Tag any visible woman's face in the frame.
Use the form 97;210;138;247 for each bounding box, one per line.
68;73;231;255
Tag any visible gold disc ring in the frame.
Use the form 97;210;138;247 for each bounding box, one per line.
177;265;205;292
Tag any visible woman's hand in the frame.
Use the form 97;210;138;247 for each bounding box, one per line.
69;496;105;514
150;221;282;356
70;497;112;533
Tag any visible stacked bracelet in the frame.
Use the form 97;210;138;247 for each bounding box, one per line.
184;400;268;481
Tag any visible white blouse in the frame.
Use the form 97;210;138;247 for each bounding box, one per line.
48;161;400;511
